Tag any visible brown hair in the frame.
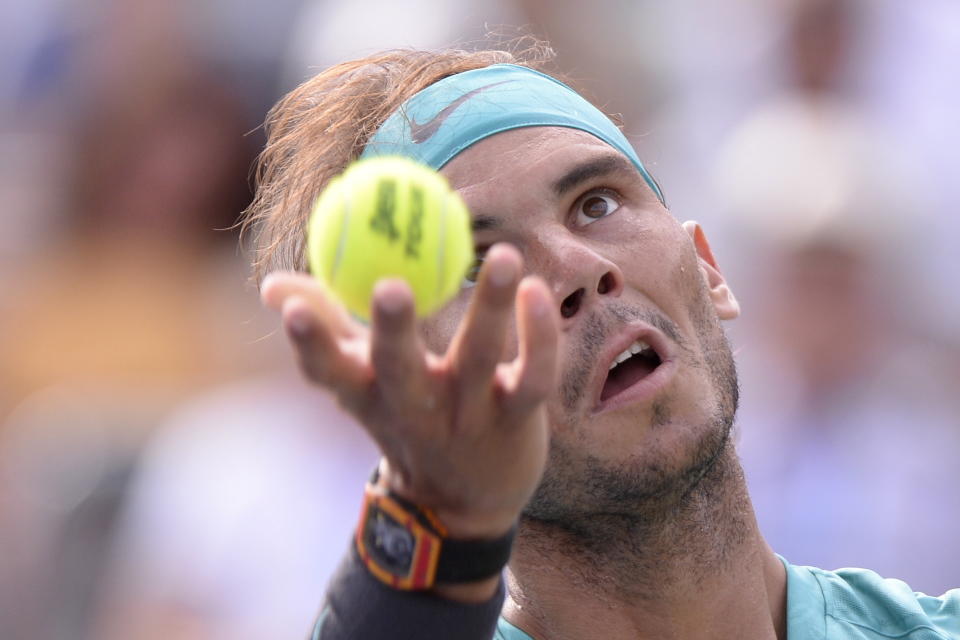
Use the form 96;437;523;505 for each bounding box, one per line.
243;42;558;283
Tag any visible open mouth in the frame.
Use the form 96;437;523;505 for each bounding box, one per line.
600;340;663;402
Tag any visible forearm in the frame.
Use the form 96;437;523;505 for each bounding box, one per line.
312;545;505;640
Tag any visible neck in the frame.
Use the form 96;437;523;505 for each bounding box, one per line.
503;445;786;640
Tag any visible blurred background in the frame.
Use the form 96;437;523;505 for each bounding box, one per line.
1;0;957;637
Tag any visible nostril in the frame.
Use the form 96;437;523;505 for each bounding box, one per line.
561;288;584;319
597;271;617;295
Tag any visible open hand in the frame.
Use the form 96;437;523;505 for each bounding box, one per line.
261;243;559;540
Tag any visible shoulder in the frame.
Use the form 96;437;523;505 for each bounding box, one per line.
786;560;960;639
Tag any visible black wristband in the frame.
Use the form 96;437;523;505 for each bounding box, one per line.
314;544;506;640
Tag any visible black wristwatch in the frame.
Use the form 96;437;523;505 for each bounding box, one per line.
355;478;516;590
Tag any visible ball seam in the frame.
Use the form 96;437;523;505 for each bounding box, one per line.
330;187;352;285
436;189;449;304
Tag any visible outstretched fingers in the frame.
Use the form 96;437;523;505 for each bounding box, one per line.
502;276;559;415
369;279;432;415
261;271;358;339
448;243;523;392
280;295;370;397
264;271;372;404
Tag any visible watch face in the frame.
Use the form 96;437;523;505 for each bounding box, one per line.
356;489;443;589
363;506;415;575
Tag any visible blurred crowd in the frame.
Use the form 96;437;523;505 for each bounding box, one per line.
1;0;958;638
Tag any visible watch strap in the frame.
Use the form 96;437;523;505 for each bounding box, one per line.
434;523;516;583
357;479;516;589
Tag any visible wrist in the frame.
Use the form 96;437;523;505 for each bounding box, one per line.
375;460;521;540
356;473;517;591
432;508;519;541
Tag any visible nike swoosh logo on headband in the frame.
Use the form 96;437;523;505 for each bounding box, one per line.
409;80;513;143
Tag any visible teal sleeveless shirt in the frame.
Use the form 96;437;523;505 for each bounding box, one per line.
495;558;960;639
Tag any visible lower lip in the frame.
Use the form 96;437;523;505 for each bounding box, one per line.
591;359;677;416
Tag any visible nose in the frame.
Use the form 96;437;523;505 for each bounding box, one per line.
547;239;624;321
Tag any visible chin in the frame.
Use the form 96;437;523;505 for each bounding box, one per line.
526;399;733;524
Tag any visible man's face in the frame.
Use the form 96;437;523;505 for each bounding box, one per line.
425;127;739;523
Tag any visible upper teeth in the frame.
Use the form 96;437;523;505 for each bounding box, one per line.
609;341;650;370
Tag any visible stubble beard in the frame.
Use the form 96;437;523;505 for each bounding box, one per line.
517;288;743;592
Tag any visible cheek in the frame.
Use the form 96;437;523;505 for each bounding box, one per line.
663;225;701;285
617;218;701;308
672;254;710;317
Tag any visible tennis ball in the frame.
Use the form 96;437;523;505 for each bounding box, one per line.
307;156;474;321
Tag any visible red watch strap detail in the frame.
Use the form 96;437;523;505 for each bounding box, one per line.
410;530;438;588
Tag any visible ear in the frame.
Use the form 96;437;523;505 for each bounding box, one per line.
682;221;740;321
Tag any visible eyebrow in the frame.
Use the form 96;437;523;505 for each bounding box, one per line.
551;154;637;198
471;214;502;232
467;153;639;233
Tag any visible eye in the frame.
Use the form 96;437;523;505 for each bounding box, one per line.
461;249;486;288
574;190;621;226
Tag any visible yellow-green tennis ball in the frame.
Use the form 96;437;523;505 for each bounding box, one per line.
307;156;474;321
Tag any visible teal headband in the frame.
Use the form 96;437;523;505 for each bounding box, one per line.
361;63;664;203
